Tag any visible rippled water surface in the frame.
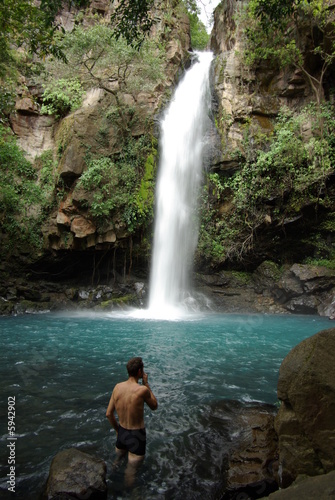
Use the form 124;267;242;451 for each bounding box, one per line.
0;312;331;498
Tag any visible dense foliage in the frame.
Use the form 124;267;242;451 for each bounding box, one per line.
189;11;210;50
41;78;85;118
0;127;56;252
111;0;156;48
0;0;195;260
198;103;335;266
111;0;209;49
195;0;335;269
38;22;166;121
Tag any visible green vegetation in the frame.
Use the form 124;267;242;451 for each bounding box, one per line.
41;78;85;118
126;144;157;232
37;22;166;130
196;0;335;269
60;23;165;92
0;0;191;260
188;8;210;50
0;0;70;76
111;0;210;50
303;258;335;269
198;103;335;265
0;127;56;253
111;0;156;49
75;136;157;232
0;0;164;75
0;81;16;124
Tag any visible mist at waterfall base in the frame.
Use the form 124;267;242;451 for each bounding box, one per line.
0;312;332;499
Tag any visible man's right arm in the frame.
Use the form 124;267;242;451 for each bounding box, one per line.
106;389;119;432
142;372;158;410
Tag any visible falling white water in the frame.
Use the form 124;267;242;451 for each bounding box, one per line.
148;51;213;319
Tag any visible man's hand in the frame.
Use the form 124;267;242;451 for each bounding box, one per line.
142;371;149;386
142;371;158;410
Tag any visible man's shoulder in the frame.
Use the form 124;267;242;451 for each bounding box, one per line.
113;381;127;393
132;384;149;398
139;385;150;397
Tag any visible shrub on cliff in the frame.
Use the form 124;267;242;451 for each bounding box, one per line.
198;104;335;266
0;127;56;253
41;78;85;118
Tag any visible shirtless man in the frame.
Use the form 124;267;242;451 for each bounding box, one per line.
106;357;158;485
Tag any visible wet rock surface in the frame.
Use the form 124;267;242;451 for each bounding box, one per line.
195;261;335;318
201;400;279;499
219;402;279;499
2;260;335;318
0;270;147;316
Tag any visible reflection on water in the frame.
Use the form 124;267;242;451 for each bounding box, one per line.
0;312;331;498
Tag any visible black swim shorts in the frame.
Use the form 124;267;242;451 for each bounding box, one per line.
116;425;146;456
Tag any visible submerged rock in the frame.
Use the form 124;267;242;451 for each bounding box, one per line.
45;448;107;500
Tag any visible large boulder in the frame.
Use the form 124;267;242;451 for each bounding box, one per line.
266;470;335;499
45;448;107;499
274;328;335;487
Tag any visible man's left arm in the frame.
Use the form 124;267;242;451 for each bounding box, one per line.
106;391;119;432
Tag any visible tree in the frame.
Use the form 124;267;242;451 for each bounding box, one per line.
111;0;157;48
0;0;156;76
41;23;165;125
111;0;210;49
243;0;335;106
0;0;79;74
188;8;210;49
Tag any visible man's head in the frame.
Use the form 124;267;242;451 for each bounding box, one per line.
127;357;144;377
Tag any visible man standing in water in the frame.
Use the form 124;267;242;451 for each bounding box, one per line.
106;357;158;486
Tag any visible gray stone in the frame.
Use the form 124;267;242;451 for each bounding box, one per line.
284;294;319;314
276;268;304;300
45;448;107;500
290;263;335;281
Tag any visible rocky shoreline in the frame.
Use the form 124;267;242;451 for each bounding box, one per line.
1;261;335;319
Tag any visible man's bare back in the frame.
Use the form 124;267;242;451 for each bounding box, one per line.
106;357;157;462
111;377;154;429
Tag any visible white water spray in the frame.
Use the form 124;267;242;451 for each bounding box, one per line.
148;52;213;318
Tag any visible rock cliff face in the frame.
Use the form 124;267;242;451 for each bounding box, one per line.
209;0;314;173
7;0;191;279
202;0;335;312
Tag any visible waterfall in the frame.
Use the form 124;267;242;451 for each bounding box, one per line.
148;51;213;318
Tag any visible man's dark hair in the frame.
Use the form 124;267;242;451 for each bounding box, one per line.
127;357;144;377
